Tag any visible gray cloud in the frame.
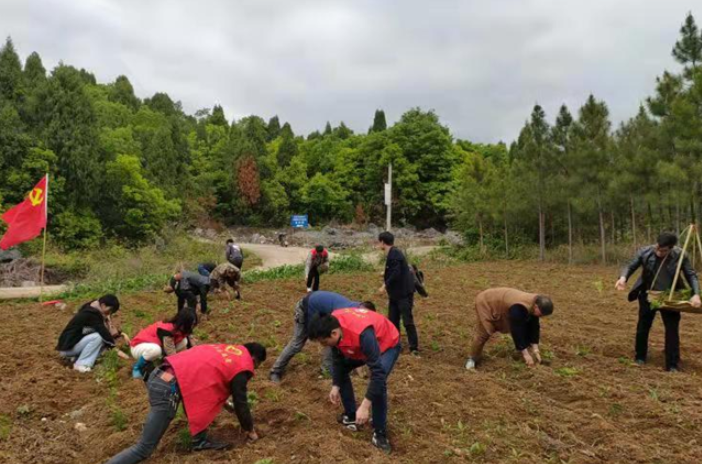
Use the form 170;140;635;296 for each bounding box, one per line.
0;0;698;142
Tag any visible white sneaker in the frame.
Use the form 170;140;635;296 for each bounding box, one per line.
306;288;312;293
465;358;476;370
73;364;92;373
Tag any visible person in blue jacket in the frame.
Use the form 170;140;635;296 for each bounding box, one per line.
269;291;375;383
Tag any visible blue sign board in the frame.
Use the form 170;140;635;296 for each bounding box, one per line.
290;214;309;228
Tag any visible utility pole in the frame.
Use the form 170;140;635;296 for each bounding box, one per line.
385;163;392;231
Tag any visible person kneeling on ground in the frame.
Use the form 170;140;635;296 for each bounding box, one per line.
305;245;329;292
130;309;197;380
105;342;266;464
164;270;210;316
209;262;243;300
197;262;216;277
56;294;121;373
225;239;245;270
465;288;553;370
269;291;376;383
308;308;400;454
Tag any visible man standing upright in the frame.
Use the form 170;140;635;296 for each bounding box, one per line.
225;239;244;270
615;232;701;371
377;231;419;356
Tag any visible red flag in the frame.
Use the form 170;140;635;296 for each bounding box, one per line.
0;175;48;250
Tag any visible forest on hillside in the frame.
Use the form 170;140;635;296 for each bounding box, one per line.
0;13;701;262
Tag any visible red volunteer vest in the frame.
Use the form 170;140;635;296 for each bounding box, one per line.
129;322;186;348
311;249;328;259
333;308;400;361
168;344;255;435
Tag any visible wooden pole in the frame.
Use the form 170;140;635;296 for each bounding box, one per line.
39;227;47;302
39;173;49;303
670;224;693;300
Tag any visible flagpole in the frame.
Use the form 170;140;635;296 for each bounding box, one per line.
39;173;48;303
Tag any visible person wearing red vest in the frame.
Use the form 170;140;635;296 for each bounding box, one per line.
105;343;266;464
129;309;196;380
308;308;401;454
305;245;329;292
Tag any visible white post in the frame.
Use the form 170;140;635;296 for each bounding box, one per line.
385;163;392;231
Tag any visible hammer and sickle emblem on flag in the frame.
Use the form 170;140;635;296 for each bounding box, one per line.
29;188;44;207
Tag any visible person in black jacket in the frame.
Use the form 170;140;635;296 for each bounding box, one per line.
165;271;210;316
377;231;419;355
615;232;701;371
56;294;121;373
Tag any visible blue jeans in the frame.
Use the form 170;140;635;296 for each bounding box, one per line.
197;264;211;276
59;332;105;368
106;369;181;464
337;343;401;433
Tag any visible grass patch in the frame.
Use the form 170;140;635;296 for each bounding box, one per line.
96;350;128;432
0;414;12;440
53;235;260;300
555;367;580;378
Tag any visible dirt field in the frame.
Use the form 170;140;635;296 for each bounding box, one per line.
2;260;702;464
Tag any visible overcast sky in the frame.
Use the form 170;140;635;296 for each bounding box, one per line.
0;0;698;142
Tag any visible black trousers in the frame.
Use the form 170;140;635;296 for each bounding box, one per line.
388;294;419;352
306;268;320;291
636;294;681;369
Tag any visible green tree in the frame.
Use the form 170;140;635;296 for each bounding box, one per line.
0;37;24;104
672;12;702;71
390;108;458;227
571;95;613;263
302;173;352;223
209;104;228;127
551;104;576;262
23;52;46;89
370;109;387;133
39;64;101;208
104;154;181;241
109;75;140;110
267;115;281;141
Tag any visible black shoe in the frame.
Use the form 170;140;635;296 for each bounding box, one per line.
192;438;231;451
410;350;421;358
337;414;358;432
666;366;679;372
634;358;645;366
270;373;282;383
372;431;392;454
235;291;241;300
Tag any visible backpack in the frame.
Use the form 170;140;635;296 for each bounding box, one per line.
411;264;428;298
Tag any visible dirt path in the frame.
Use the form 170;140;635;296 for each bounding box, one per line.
242;243;312;270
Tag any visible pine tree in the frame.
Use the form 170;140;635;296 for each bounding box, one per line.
672;13;702;70
572;95;612;263
552;104;576;263
370;109;387;132
323;121;332;136
267;115;281;141
209;104;228;127
40;64;101;208
23;52;46;89
277;124;299;167
0;37;24;103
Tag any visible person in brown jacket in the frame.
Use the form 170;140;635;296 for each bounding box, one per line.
465;288;553;369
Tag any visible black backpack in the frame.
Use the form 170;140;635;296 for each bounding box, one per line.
411;264;428;298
